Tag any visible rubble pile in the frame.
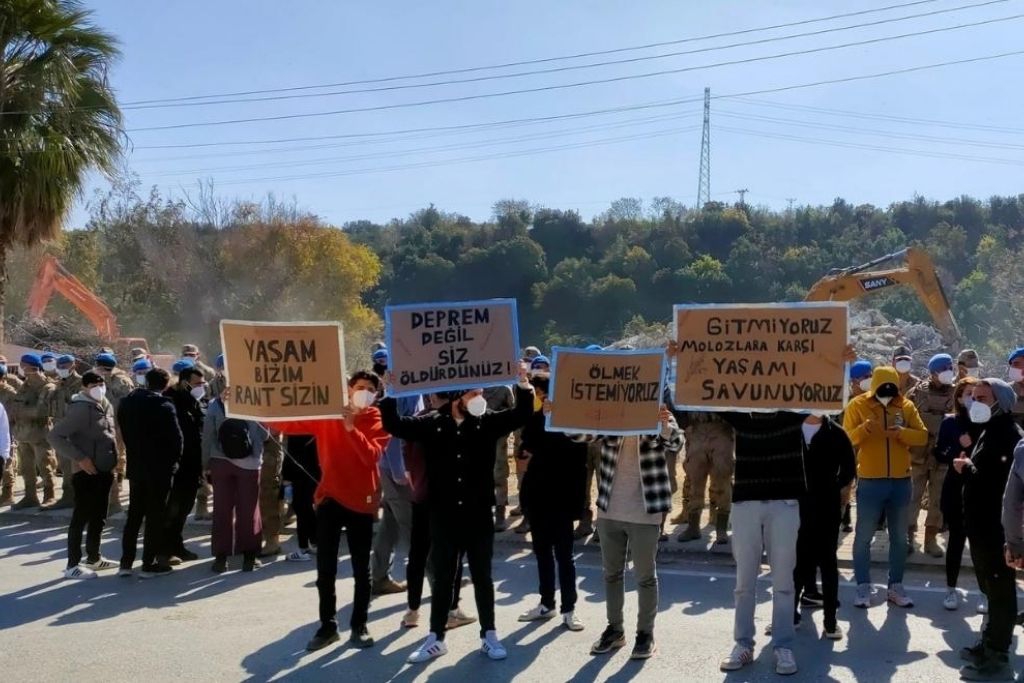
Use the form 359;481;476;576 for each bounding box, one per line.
8;316;105;363
849;306;950;375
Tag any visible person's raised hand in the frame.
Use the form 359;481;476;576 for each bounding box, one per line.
79;457;97;475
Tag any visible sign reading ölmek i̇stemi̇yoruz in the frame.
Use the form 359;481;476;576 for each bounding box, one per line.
385;299;520;397
546;347;667;436
673;303;849;413
220;320;347;421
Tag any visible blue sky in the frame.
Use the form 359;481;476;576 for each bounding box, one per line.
75;0;1024;227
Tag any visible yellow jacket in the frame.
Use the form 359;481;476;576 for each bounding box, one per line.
842;366;929;479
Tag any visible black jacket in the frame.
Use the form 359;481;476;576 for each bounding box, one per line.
380;385;533;524
117;388;183;482
519;410;587;523
802;418;856;506
164;383;205;480
963;413;1024;539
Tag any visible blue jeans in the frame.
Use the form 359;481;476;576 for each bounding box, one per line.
853;478;912;586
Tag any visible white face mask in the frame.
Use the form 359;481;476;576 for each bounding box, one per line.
42;361;57;373
877;396;893;406
465;395;488;417
894;360;913;374
351;389;376;409
964;367;980;379
937;370;956;386
1009;367;1024;383
135;374;147;386
969;400;992;424
960;396;974;409
57;368;71;379
858;379;872;393
88;385;107;402
190;385;207;400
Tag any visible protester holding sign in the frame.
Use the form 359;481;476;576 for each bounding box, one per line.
517;373;587;633
379;367;534;665
843;366;928;611
272;371;391;653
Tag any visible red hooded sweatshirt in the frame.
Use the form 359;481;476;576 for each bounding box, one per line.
274;407;390;514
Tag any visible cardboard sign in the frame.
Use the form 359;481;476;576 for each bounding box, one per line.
547;347;667;435
673;303;849;413
385;299;520;397
220;320;347;421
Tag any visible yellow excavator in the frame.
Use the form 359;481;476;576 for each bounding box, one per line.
804;246;962;345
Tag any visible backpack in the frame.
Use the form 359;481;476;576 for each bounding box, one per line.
218;418;254;460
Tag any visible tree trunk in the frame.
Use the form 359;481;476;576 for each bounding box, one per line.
0;243;7;345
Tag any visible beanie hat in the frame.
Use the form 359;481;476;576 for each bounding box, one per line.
94;353;117;368
81;371;104;386
171;358;195;374
132;358;154;373
371;348;389;363
530;355;551;369
584;344;604;351
20;353;43;369
849;360;873;381
1008;348;1024;364
40;352;56;362
927;354;954;374
57;354;76;366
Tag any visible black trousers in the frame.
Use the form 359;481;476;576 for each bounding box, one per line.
941;470;967;588
794;494;841;624
969;530;1017;652
528;513;577;614
121;475;171;568
316;498;374;631
429;513;495;639
163;473;200;555
407;500;465;612
67;471;114;568
283;435;320;550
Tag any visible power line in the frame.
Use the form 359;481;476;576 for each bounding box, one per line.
105;0;1011;112
121;0;951;106
127;13;1024;133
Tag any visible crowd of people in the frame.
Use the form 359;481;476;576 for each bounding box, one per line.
2;338;1024;680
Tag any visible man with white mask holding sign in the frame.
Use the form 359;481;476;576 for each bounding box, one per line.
273;370;391;653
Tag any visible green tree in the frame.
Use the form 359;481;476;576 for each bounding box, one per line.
0;0;123;341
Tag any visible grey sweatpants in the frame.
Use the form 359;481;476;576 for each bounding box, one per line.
370;472;413;583
596;517;661;634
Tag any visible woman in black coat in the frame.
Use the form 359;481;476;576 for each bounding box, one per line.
517;373;587;631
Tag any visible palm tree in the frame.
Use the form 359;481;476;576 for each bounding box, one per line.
0;0;123;342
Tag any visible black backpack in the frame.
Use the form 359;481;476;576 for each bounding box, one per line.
218;418;254;460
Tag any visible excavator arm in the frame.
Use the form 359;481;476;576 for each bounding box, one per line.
26;255;122;339
804;247;961;344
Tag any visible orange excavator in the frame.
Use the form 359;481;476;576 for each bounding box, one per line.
26;254;150;354
804;246;962;345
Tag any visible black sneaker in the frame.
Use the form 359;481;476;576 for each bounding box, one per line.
960;641;986;664
175;548;200;562
590;626;626;655
242;553;262;572
800;592;825;608
631;632;656;660
139;564;173;579
959;649;1013;681
306;627;340;652
212;556;228;573
349;625;374;649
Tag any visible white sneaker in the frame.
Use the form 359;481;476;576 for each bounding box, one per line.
64;565;97;580
943;588;960;611
407;634;447;663
481;630;507;660
402;609;420;628
286;550;313;562
719;644;754;672
518;603;557;622
82;557;117;571
977;600;989;615
563;611;585;632
775;647;798;676
854;583;873;608
887;583;914;608
117;567;133;578
447;607;477;629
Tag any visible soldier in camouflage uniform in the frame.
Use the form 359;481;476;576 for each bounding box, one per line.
678;412;735;544
260;432;284;556
182;344;216;382
45;355;83;510
1008;348;1024;428
209;354;227;400
0;365;17;505
94;353;134;514
11;354;57;509
906;354;956;558
893;345;921;395
40;352;58;380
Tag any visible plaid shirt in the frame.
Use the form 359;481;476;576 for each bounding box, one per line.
576;419;683;515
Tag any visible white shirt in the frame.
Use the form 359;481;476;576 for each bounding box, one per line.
0;403;10;462
603;436;663;526
802;421;822;445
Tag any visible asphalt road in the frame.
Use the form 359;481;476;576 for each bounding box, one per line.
0;516;1014;682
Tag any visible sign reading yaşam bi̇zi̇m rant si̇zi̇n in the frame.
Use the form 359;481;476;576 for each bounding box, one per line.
385;298;520;397
220;320;347;421
673;302;849;413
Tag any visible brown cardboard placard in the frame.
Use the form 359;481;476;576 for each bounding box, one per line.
547;347;667;435
220;320;347;421
673;303;849;413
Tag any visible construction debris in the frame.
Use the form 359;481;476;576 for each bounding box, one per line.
8;316;105;364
